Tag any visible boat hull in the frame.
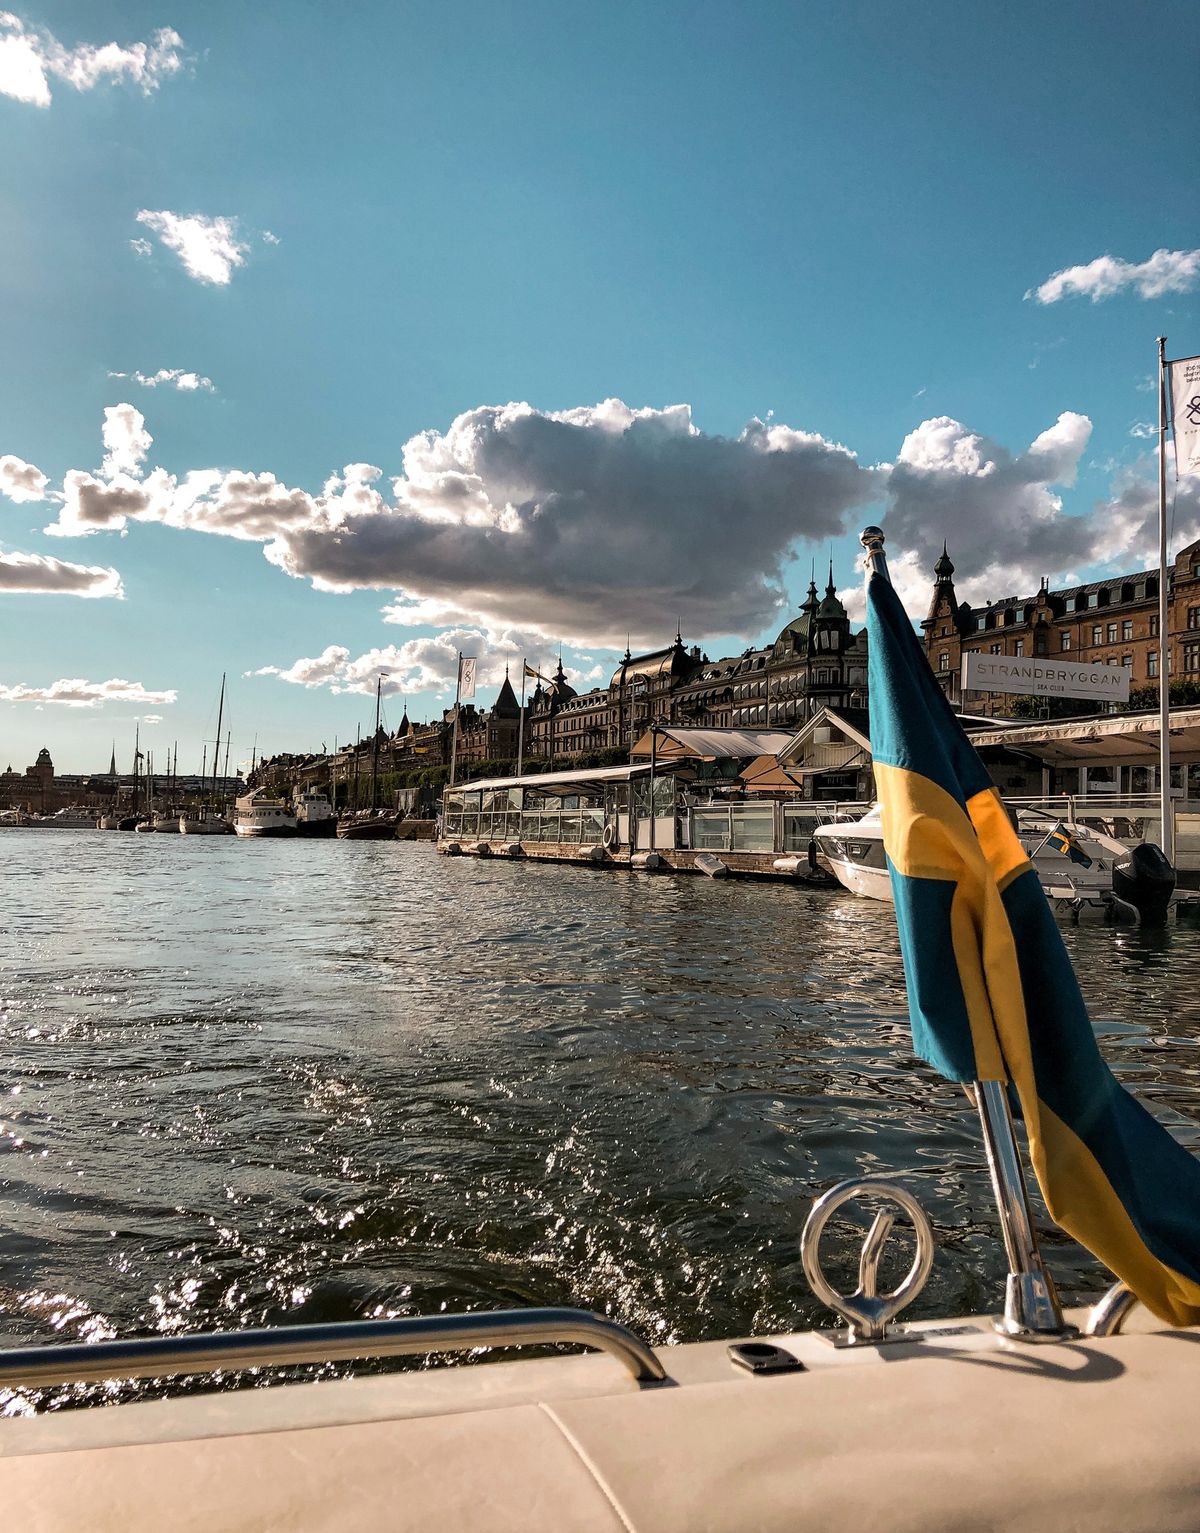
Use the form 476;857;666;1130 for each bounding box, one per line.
296;816;338;838
337;818;398;840
234;823;297;838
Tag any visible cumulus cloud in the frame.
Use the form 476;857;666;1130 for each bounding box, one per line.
109;368;216;393
100;403;151;478
269;401;878;644
0;550;123;598
863;412;1097;615
0;453;48;502
0;12;184;106
0;677;175;707
250;645;351;688
35;400;878;643
1028;248;1200;305
142;714;163;724
134;210;248;285
254;628;570;701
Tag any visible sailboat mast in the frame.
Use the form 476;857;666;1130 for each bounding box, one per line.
212;672;226;808
371;676;382;812
132;723;140;815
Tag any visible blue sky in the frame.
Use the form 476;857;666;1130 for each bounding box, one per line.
1;0;1197;770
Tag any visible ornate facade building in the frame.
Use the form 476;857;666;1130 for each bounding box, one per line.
922;537;1200;715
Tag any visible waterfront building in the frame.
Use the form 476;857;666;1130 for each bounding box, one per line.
922;537;1200;717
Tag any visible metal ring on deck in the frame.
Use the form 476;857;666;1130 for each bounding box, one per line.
801;1178;934;1343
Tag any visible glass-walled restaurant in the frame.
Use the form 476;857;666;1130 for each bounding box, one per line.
440;764;862;856
442;765;672;849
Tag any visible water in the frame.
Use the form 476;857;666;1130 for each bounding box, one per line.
3;831;1200;1409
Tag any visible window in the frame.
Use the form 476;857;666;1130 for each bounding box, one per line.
1061;632;1072;651
1148;651;1159;678
1106;623;1118;643
1014;640;1025;656
1122;620;1133;640
1150;615;1159;637
1087;592;1100;608
990;643;1002;655
1185;642;1200;674
1091;625;1103;645
938;652;949;671
1190;607;1200;631
1122;655;1133;670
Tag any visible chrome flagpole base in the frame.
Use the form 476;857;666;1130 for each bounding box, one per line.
995;1270;1077;1343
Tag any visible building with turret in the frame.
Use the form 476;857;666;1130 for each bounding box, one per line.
921;537;1200;716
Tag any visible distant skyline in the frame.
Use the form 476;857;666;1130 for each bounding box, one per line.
2;1;1198;770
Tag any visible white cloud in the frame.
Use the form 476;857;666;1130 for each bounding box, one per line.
250;645;351;688
0;550;123;598
35;401;878;644
134;210;248;285
100;403;151;478
1130;422;1157;440
130;237;153;258
262;230;280;245
0;13;184;107
254;628;570;701
0;677;175;708
872;411;1096;615
109;368;216;393
1028;248;1200;305
0;453;48;503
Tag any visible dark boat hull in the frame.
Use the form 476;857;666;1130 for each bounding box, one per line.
336;819;398;840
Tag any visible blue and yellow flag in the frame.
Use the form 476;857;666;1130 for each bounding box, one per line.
868;565;1200;1325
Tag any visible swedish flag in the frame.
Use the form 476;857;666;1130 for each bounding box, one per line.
868;562;1200;1325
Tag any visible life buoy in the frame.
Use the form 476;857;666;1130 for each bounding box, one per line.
602;822;617;850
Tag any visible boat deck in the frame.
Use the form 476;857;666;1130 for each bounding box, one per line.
3;1309;1197;1531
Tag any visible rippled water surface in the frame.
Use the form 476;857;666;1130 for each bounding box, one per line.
3;831;1200;1406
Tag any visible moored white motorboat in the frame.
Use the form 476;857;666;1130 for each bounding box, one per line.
812;803;1176;922
233;790;297;837
294;786;337;837
179;808;233;834
152;811;181;833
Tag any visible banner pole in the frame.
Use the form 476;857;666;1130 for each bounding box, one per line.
860;526;1071;1340
1158;336;1174;864
449;653;461;788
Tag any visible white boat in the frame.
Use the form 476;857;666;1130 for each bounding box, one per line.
0;1177;1189;1530
813;803;1175;921
294;786;337;837
152;811;181;833
233;789;297;838
179;808;233;835
26;808;98;829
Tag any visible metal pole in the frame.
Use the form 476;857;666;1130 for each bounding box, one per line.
1157;336;1174;863
649;722;657;852
449;653;461;787
517;658;526;777
860;525;1071;1340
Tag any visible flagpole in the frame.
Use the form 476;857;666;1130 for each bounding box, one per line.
1157;336;1174;865
449;652;462;787
860;526;1071;1340
517;658;526;777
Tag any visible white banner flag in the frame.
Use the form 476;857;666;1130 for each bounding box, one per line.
1170;355;1200;480
458;655;477;700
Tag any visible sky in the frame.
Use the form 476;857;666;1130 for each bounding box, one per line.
1;0;1198;772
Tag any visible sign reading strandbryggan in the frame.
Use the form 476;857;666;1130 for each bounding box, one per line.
962;651;1131;702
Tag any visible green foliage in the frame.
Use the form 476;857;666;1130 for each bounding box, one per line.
1006;695;1101;720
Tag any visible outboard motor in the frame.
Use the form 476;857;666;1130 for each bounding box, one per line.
1112;843;1176;927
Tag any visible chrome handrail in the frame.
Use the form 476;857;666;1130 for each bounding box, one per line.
1084;1283;1141;1337
0;1306;666;1389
